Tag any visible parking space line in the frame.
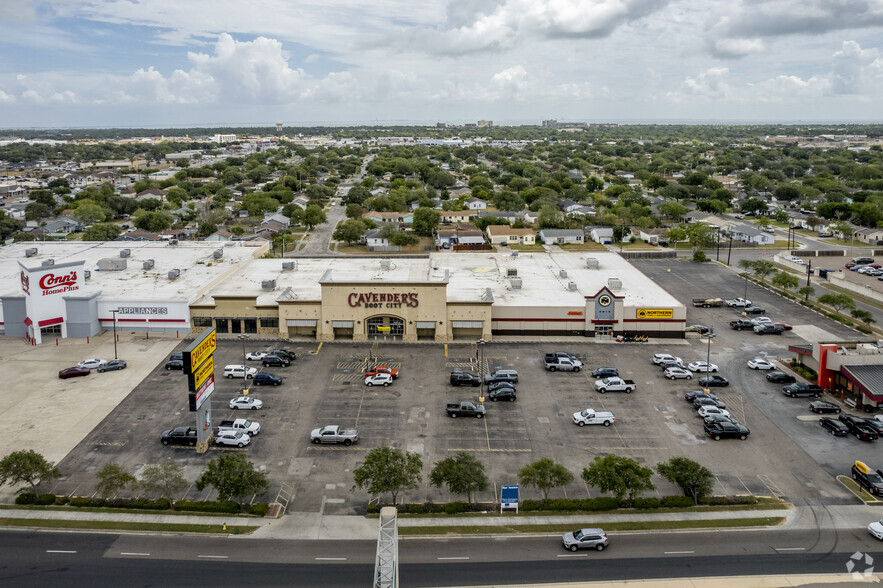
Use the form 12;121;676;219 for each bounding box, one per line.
315;342;323;354
444;344;448;357
713;475;731;495
734;475;753;495
757;474;784;499
447;448;532;453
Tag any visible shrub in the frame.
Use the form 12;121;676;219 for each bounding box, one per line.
129;497;171;510
407;503;425;514
631;497;661;509
857;325;872;334
444;502;469;514
662;495;695;508
585;497;619;511
172;500;239;514
366;504;380;514
692;251;708;262
69;496;91;507
522;499;542;511
423;502;445;514
54;495;70;505
15;493;36;505
544;499;580;511
36;494;57;505
249;503;270;517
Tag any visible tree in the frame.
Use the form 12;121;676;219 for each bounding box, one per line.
81;223;122;241
666;225;686;244
537;204;562;229
753;216;771;229
333;220;368;244
830;221;854;242
737;259;756;276
581;455;654;501
353;446;422;504
773;209;789;223
96;463;136;498
771;271;799;292
133;210;174;232
851;309;876;327
429;453;489;503
25;202;52;221
518;458;574;500
303;204;326;228
195;453;269;507
685;222;714;251
656;457;714;504
818;293;856;314
657;201;687;220
739;198;768;215
412;207;441;234
0;450;61;495
752;260;776;284
798;285;815;301
390;233;419;246
139;460;187;502
345;203;365;219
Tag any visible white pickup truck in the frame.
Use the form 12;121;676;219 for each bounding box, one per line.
572;408;615;427
545;357;583;372
310;425;359;445
725;298;752;307
594;377;636;394
217;418;261;436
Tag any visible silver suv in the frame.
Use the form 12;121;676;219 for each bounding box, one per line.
562;528;609;552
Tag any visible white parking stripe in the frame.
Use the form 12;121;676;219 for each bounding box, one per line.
46;550;77;554
120;552;150;556
437;557;470;560
197;555;229;559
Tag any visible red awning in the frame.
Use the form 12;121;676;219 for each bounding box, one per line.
38;317;63;327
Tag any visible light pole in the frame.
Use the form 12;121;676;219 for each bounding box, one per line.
704;325;713;393
477;338;486;403
110;309;119;360
238;333;249;394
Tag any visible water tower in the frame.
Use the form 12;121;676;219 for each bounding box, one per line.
275;121;283;133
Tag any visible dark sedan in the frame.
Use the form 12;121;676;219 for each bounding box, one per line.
58;366;90;379
165;359;184;370
487;381;516;393
863;418;883;434
488;388;516;402
809;401;841;414
685;390;719;402
591;367;619;379
819;417;848;436
252;373;282;386
766;371;796;384
698;375;729;387
686;325;711;334
705;421;750;440
703;414;738;425
97;359;127;373
754;324;785;335
743;306;766;314
693;397;726;410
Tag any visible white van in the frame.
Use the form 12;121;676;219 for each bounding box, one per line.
224;364;257;379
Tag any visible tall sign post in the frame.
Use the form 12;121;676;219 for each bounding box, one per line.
183;328;217;453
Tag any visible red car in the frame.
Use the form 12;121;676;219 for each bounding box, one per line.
58;366;90;379
364;365;399;379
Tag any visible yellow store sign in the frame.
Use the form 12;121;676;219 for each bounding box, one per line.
636;308;673;319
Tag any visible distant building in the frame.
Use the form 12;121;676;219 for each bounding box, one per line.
477;120;493;128
212;134;237;143
542;120;558;128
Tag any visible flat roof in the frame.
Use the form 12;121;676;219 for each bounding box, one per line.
1;241;261;302
199;251;682;308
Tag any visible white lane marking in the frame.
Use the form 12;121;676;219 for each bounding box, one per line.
197;555;229;559
120;552;150;556
774;547;806;551
46;550;77;554
664;551;695;554
557;554;588;558
437;557;470;560
315;557;348;561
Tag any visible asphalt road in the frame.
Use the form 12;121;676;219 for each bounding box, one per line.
2;527;880;587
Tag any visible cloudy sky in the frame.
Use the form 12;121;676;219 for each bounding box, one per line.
1;0;882;128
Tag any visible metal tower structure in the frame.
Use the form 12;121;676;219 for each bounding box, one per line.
373;506;398;588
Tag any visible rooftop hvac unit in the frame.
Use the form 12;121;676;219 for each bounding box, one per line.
41;259;55;267
169;239;178;246
84;270;91;280
167;269;180;280
510;277;522;289
507;268;518;277
568;282;578;291
511;250;519;257
380;259;390;270
586;258;599;269
262;279;277;291
213;249;223;259
142;259;155;270
608;278;622;290
97;258;126;271
282;261;295;271
25;248;37;258
560;270;568;278
119;249;130;258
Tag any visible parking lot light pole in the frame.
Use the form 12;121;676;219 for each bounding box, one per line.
477;339;486;403
238;333;249;394
110;309;119;360
704;325;713;393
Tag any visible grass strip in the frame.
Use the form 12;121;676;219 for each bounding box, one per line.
837;475;880;503
0;505;241;517
0;517;259;534
398;517;784;536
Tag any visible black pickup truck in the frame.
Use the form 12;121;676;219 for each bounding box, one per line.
729;319;754;331
782;383;824;398
160;426;197;446
450;370;481;387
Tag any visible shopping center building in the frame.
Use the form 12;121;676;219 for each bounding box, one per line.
0;242;686;343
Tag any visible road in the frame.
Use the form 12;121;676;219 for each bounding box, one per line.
2;526;880;587
294;191;348;256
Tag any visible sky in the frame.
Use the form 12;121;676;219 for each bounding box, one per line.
1;0;882;128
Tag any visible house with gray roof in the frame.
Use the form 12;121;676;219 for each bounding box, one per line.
538;229;584;244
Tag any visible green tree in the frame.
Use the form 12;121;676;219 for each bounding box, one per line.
657;201;687;220
666;225;686;244
303;204;327;229
830;221;854;241
81;223;122;241
739;198;768;215
352;446;423;504
818;293;856;314
685;222;714;251
96;463;136;498
656;457;714;504
0;450;61;495
537;204;562;229
195;453;269;507
74;202;108;225
429;453;490;503
798;285;815;301
345;203;365;219
773;209;789;223
754;216;771;229
30;189;57;207
333;220;368;244
752;260;776;284
133;210;174;232
518;458;574;500
737;259;757;277
851;309;876;327
412;207;441;234
139;460;187;502
771;271;799;292
390;233;419;246
582;454;655;501
25;202;53;221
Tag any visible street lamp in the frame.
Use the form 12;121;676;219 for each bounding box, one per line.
477;339;487;402
238;333;249;394
704;325;714;393
110;309;119;360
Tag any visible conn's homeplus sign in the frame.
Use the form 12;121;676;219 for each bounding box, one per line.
18;259;85;331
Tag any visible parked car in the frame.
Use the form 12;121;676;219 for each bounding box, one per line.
652;353;681;365
783;383;823;398
77;358;108;370
863;418;883;435
245;352;267;361
450;370;481;387
664;367;693;380
750;316;773;326
591;366;619;379
270;349;297;362
685;390;719;402
215;430;250;448
754;323;785;335
729;319;755;331
698;375;729;387
165;359;184;370
365;365;399;379
819;417;848;436
698;406;731;419
747;358;775;370
252;373;282;386
703;414;739;426
704;421;750;440
224;364;257;379
229;396;263;410
487;381;516;393
658;358;686;370
365;373;393;387
743;306;766;314
488;388;516;402
809;401;841;414
58;366;91;379
693;397;726;409
852;461;883;495
262;355;290;368
687;361;718;373
160;426;197;446
766;371;796;383
562;528;609;552
484;369;519;384
685;325;711;335
839;415;879;441
96;359;127;373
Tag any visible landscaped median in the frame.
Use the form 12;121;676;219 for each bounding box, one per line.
837;475;883;504
0;517;259;534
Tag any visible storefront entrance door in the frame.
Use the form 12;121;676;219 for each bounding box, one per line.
367;316;404;338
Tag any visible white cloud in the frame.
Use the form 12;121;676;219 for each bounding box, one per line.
0;90;15;104
830;40;881;94
712;37;766;59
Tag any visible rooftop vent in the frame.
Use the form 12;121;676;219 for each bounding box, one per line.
169;239;178;246
25;248;37;258
608;278;622;290
507;268;518;277
282;261;295;271
84;270;91;280
119;249;130;258
586;258;599;269
212;249;223;260
380;259;391;271
511;250;519;257
97;258;126;271
568;282;578;291
41;259;55;267
262;279;277;291
167;269;180;280
560;270;568;278
142;259;155;270
510;277;522;289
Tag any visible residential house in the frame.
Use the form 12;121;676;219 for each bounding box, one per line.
485;225;536;245
638;228;668;244
291;195;310;210
363;228;390;247
40;217;80;235
135;188;168;202
441;210;475;224
478;210;521;223
539;229;585;245
567;204;595;217
115;228;162;241
558;199;580;213
262;212;291;229
362;211;414;224
855;228;883;245
204;228;234;242
727;227;774;245
682;210;717;224
436;223;486;247
466;197;488;211
587;227;614;244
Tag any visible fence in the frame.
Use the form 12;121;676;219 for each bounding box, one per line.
619;250;677;259
791;250;846;257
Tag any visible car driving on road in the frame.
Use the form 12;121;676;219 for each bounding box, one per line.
562;528;609;552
